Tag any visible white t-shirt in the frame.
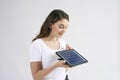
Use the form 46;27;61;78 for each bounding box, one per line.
29;38;67;80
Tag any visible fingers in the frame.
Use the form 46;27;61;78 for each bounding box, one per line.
66;44;72;50
55;60;69;68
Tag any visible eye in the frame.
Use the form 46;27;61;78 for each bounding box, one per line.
65;27;68;29
59;25;64;29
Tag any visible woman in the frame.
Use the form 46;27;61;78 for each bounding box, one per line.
29;9;71;80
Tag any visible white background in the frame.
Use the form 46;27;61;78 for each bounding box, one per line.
0;0;120;80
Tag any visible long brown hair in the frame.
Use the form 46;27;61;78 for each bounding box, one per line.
32;9;69;41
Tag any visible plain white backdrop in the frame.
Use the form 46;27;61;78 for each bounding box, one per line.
0;0;120;80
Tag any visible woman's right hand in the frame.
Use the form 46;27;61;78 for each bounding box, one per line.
54;60;69;68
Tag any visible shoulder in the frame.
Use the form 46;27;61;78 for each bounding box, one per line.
59;38;67;44
30;39;43;48
29;39;43;62
58;38;68;49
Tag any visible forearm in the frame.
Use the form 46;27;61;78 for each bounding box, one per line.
31;61;68;80
34;64;57;80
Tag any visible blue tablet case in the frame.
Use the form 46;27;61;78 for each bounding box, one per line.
56;49;88;67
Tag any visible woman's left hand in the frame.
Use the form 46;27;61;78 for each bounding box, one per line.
66;44;72;50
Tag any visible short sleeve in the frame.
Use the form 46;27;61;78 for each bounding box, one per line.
29;41;42;62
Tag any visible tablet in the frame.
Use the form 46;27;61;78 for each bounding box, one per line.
56;49;88;67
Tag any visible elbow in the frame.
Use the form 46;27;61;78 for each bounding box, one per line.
33;73;44;80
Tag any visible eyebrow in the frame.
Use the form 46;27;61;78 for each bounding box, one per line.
59;24;68;27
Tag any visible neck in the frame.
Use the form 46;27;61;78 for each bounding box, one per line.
43;36;58;42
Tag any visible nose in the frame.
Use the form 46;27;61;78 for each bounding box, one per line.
62;28;66;33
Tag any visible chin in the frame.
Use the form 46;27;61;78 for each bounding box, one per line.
57;35;62;38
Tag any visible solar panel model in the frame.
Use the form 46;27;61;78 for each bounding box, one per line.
56;49;88;67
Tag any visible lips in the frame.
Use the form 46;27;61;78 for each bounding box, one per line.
58;32;64;36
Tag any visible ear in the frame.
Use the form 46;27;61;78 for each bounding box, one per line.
49;23;53;29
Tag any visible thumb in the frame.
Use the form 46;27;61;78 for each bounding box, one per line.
66;44;72;50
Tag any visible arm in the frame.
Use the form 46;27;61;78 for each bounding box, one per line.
30;61;69;80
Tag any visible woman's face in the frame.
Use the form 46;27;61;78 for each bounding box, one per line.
50;19;69;38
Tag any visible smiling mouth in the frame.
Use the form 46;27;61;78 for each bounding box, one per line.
58;32;64;36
